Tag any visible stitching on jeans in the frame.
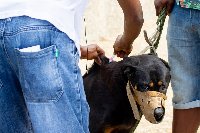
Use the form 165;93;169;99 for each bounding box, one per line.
4;26;59;37
15;45;56;58
2;20;18;76
54;50;64;103
0;79;3;89
190;9;194;27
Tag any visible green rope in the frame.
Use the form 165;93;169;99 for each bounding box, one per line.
150;6;167;53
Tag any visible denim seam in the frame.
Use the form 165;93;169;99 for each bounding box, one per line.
3;25;59;37
190;9;194;27
2;21;18;76
74;52;83;125
0;79;3;89
24;91;64;103
15;46;56;59
53;55;64;103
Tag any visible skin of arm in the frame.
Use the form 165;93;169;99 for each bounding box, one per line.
80;44;105;65
114;0;144;58
80;0;144;64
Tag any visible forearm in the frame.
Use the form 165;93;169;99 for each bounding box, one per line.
118;0;144;47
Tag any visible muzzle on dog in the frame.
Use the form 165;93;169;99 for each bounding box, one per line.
126;81;167;124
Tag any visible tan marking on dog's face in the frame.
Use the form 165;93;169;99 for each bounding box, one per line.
135;86;137;90
104;127;116;133
158;81;162;86
149;82;154;88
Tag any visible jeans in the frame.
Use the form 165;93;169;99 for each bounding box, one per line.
0;16;89;133
167;4;200;109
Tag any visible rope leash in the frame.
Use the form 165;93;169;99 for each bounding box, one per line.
142;6;167;55
153;6;167;53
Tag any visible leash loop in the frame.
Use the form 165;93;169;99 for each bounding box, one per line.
142;6;167;55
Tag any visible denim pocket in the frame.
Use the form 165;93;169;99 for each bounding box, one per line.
15;45;63;102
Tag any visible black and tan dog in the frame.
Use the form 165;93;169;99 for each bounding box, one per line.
83;54;171;133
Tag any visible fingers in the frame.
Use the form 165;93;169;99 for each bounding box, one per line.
113;35;133;58
94;56;102;65
154;0;161;16
96;44;105;56
154;0;165;16
115;50;130;58
154;0;175;16
94;45;103;65
94;44;104;65
113;44;132;58
156;6;163;16
166;1;174;16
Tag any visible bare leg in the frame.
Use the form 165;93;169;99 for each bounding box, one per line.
172;107;200;133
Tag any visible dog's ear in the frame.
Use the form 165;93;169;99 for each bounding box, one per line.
123;66;137;79
123;56;140;67
121;56;140;78
99;55;110;66
159;58;170;71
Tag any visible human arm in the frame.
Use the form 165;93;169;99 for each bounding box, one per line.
113;0;144;58
154;0;175;16
80;44;105;65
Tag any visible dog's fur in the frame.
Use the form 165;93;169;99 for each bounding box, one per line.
83;54;171;133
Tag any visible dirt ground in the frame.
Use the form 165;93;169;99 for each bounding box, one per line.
79;0;200;132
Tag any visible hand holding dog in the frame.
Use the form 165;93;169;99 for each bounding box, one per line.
80;44;105;65
113;34;133;58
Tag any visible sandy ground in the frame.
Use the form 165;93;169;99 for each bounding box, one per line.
79;0;200;132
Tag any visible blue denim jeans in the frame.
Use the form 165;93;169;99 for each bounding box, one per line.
167;4;200;109
0;16;89;133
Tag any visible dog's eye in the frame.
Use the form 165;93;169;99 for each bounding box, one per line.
143;86;148;89
161;85;166;90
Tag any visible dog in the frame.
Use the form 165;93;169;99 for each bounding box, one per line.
83;54;171;133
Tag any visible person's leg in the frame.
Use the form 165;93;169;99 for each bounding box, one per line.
167;4;200;133
172;108;200;133
3;16;89;133
0;18;33;133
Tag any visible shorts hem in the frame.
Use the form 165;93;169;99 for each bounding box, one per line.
173;100;200;109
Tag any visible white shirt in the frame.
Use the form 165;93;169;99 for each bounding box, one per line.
0;0;90;56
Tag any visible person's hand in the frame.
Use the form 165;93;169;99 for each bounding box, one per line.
113;35;133;58
80;44;105;65
154;0;175;16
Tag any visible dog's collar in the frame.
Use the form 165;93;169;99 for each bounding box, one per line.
126;81;141;121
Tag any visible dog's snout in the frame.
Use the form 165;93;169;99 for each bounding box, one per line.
154;107;165;122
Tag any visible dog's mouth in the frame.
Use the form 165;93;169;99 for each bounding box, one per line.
132;88;167;124
127;82;168;124
154;107;165;123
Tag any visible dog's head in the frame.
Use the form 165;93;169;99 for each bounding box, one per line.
122;54;171;124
